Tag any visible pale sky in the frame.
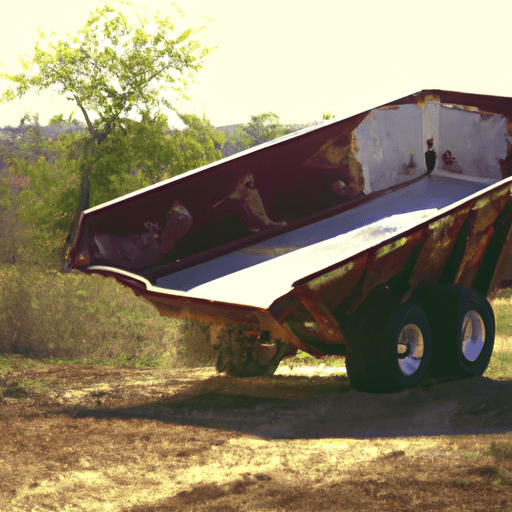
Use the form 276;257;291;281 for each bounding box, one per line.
0;0;511;128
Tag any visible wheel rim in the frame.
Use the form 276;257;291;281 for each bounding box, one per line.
397;323;424;376
461;310;486;363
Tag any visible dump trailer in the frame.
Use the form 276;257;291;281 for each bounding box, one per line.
66;90;512;392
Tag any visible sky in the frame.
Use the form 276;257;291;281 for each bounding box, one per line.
0;0;511;128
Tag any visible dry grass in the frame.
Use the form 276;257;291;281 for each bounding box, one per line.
0;265;215;368
493;335;512;354
1;365;512;511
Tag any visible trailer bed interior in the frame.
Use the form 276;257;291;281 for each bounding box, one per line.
153;174;493;296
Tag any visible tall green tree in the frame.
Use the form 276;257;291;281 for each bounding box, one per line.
1;4;210;263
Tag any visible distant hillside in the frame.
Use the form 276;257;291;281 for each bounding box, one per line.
0;121;86;175
0;120;85;142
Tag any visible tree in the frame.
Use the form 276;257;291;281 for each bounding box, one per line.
222;125;254;156
167;114;225;176
79;112;225;206
243;112;295;146
220;112;296;156
322;112;336;120
85;114;173;205
1;4;210;263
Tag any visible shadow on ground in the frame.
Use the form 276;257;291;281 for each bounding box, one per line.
64;373;512;439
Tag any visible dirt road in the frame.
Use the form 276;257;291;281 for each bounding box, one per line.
1;363;512;511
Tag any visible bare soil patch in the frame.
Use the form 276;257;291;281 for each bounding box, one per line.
1;363;512;511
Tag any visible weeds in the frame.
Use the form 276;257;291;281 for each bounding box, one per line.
486;442;512;460
12;377;60;395
492;292;512;339
0;265;215;368
0;353;45;373
485;353;512;381
461;452;481;460
285;350;345;369
484;297;512;379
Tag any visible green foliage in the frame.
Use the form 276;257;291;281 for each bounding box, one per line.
0;354;45;373
57;112;225;207
166;113;225;177
1;5;209;144
494;299;512;338
242;112;295;146
220;112;299;156
6;377;61;397
48;113;81;126
163;320;216;368
0;181;10;212
0;265;214;367
223;125;254;155
1;128;82;267
485;352;512;380
87;113;225;205
284;351;345;368
87;116;168;205
3;122;58;163
486;442;512;460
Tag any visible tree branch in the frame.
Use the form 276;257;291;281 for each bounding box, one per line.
74;97;98;141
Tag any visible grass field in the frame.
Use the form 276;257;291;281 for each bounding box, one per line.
485;289;512;380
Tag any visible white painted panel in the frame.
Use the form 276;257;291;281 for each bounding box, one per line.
354;105;424;193
434;106;507;180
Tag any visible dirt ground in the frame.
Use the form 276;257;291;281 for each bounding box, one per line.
1;362;512;512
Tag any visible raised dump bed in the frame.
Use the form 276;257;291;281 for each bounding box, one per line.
67;90;512;392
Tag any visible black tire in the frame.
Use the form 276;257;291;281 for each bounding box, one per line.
412;285;495;378
215;327;288;377
346;300;432;392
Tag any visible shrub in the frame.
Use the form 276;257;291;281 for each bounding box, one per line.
0;265;215;367
163;320;216;368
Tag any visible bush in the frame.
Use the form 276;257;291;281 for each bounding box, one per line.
0;265;215;367
163;320;216;368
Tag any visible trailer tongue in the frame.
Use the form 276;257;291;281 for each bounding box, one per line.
67;90;512;392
